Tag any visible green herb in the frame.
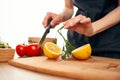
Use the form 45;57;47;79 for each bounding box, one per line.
0;40;11;48
57;26;76;59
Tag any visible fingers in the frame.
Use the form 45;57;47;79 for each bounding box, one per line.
50;15;63;28
70;15;86;26
42;12;63;28
64;15;91;29
80;17;91;24
63;19;73;29
42;12;52;27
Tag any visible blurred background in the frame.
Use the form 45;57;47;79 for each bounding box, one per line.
0;0;76;48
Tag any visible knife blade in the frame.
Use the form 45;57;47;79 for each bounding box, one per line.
38;20;52;47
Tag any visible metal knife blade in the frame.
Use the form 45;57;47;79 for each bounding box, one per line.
38;21;52;47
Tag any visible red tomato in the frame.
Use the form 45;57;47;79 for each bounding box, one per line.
16;44;27;57
27;43;42;56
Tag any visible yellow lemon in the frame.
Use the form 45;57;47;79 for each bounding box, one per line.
43;42;62;59
71;44;92;59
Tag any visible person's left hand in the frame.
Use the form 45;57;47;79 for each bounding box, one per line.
63;15;93;37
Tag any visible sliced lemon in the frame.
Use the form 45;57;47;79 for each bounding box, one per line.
71;44;92;59
43;42;62;59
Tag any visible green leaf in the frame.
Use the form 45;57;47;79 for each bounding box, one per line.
57;26;76;59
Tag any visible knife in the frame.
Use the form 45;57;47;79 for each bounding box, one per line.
38;20;52;47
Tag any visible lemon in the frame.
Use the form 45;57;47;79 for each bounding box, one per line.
43;42;62;59
71;44;92;59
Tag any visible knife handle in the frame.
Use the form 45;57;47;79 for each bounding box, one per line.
47;18;52;27
45;18;52;33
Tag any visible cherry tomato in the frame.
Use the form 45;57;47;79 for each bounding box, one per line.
16;44;27;57
27;43;42;56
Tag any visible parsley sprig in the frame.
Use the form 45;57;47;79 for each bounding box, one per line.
57;26;76;59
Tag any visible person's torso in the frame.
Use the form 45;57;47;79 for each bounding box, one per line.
73;0;118;21
67;0;120;58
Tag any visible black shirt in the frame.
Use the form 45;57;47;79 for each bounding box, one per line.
67;0;120;58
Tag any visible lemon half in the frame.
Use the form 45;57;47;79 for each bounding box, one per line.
43;42;62;59
71;44;92;59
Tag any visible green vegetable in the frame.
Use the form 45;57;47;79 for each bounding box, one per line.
0;40;11;48
57;26;76;59
0;43;5;48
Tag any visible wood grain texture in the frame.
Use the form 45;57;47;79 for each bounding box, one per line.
28;37;57;46
0;49;15;62
8;56;120;80
0;63;72;80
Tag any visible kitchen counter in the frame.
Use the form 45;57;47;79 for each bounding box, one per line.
1;52;120;80
0;52;73;80
0;63;73;80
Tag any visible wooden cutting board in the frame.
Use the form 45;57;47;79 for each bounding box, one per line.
8;56;120;80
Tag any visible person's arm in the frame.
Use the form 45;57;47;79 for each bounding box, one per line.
64;0;120;37
92;0;120;36
60;0;74;21
42;0;74;28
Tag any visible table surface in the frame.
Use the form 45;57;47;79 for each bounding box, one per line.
0;53;74;80
1;53;120;80
0;63;74;80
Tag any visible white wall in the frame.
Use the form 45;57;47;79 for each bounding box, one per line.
0;0;76;49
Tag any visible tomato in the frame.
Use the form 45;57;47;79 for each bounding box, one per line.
16;43;42;57
27;43;42;56
16;44;27;57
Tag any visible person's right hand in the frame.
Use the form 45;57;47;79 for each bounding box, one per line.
42;12;63;28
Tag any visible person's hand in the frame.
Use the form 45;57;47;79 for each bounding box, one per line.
42;12;63;28
63;15;93;37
